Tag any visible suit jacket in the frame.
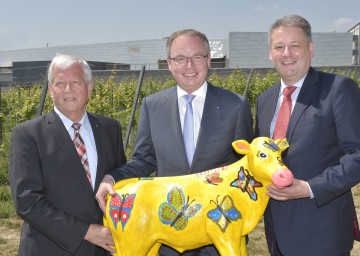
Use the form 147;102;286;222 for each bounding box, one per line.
9;109;127;256
110;82;254;255
255;67;360;256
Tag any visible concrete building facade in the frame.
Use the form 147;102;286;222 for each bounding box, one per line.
348;23;360;65
0;29;357;85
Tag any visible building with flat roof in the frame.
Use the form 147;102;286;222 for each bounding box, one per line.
348;23;360;65
0;28;357;85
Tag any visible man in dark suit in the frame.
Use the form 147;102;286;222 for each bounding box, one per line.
255;14;360;256
96;29;254;255
9;53;127;256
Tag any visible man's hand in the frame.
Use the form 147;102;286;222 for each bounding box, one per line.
95;174;115;213
84;224;116;253
266;178;311;201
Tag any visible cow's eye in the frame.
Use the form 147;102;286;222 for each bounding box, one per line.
258;152;268;159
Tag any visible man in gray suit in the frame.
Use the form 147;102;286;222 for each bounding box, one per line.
96;29;254;255
255;15;360;255
10;53;127;256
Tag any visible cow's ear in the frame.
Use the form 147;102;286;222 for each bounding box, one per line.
232;140;250;155
275;139;289;152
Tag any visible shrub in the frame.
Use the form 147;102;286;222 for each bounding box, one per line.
0;68;358;218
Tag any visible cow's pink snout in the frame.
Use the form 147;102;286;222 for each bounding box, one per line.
271;169;294;188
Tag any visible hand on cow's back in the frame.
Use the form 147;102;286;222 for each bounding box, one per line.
96;174;117;212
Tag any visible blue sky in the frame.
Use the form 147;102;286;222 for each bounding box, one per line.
1;0;359;50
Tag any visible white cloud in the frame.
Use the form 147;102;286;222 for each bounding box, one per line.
253;4;267;12
331;18;352;32
253;4;279;13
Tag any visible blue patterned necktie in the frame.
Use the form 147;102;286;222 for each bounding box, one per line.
183;94;196;166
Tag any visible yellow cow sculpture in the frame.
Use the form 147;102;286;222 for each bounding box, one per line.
104;137;293;255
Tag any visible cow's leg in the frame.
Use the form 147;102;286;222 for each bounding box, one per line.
117;244;154;256
147;242;161;256
215;236;248;256
214;239;243;256
114;237;155;256
240;236;248;256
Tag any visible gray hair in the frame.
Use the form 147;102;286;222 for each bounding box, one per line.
166;29;210;58
269;14;312;45
48;53;92;84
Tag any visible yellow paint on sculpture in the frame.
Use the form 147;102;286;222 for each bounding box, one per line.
104;137;293;256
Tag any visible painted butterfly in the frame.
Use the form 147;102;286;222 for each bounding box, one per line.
263;140;280;152
263;140;286;167
207;195;241;232
109;193;136;231
204;171;223;185
231;166;263;201
158;187;202;230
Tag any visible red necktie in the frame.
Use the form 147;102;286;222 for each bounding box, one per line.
72;123;92;184
273;86;297;140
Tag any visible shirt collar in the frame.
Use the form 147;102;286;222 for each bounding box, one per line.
54;107;90;133
177;81;207;99
280;73;307;91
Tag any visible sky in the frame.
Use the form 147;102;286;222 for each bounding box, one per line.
1;0;359;51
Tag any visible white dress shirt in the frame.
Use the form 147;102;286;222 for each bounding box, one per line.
54;107;98;189
177;82;207;147
269;75;314;198
269;75;306;138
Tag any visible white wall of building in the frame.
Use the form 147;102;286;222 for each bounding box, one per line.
0;32;354;69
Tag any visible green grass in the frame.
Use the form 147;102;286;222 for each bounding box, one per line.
0;186;16;218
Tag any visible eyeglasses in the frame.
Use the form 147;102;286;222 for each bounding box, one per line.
169;55;208;66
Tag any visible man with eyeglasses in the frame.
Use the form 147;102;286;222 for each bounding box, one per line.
96;29;254;256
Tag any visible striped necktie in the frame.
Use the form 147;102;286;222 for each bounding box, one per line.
72;123;92;184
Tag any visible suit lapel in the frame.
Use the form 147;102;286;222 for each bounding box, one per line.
88;113;103;192
192;84;221;167
287;68;319;142
261;83;281;138
46;109;94;193
163;87;190;168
